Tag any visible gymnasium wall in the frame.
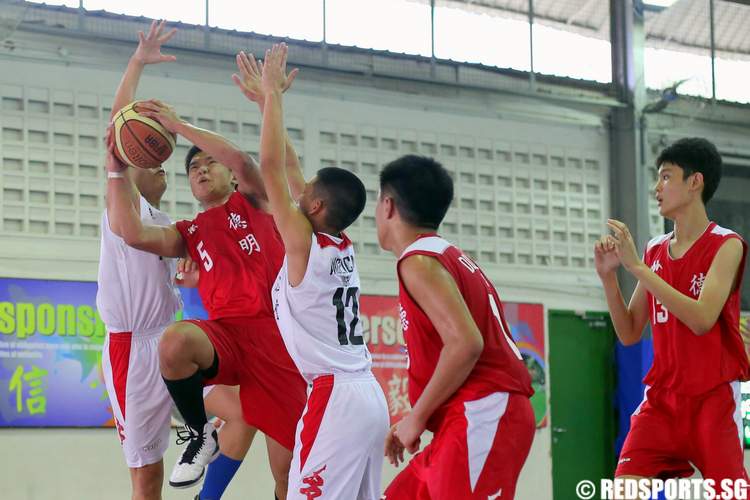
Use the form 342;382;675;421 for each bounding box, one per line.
1;12;748;500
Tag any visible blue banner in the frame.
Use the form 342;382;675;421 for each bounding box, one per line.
0;278;206;427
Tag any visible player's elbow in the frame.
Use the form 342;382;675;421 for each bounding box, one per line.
462;331;485;361
121;227;147;248
618;334;641;347
691;317;715;336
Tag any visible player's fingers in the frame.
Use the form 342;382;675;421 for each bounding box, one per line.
235;53;248;76
247;52;261;75
607;218;629;234
238;52;256;78
160;54;177;62
283;68;299;92
146;19;157;39
137;31;146;44
138;100;160;111
606;221;624;239
154;19;165;38
231;74;253;98
159;27;177;44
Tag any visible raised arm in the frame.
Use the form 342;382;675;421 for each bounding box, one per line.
105;128;186;258
107;20;177;221
110;19;177;119
258;44;314;284
232;50;305;198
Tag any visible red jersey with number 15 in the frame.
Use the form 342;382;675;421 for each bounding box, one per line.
175;191;285;320
397;235;533;431
643;222;748;396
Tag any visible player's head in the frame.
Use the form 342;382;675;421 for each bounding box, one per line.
299;167;366;234
654;137;722;217
376;155;453;251
129;164;168;203
185;145;236;205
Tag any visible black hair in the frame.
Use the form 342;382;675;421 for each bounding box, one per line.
656;137;722;204
314;167;367;232
379;155;453;230
184;145;203;174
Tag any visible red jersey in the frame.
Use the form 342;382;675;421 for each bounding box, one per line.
176;191;285;320
643;222;749;395
397;235;533;431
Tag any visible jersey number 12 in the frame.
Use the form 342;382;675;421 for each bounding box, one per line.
333;287;364;346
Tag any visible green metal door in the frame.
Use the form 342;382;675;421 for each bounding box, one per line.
549;310;617;500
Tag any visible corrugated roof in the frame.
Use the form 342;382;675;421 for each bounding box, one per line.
447;0;750;58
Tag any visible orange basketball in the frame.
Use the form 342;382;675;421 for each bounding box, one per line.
112;101;176;169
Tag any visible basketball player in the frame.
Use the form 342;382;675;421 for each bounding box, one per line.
235;43;389;499
98;21;251;500
375;155;536;499
595;138;748;485
104;82;307;498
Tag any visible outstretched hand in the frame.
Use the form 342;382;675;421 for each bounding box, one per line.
133;19;177;65
231;48;298;105
261;43;291;95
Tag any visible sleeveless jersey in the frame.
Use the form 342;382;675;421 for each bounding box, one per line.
96;196;181;335
398;235;533;431
175;191;285;320
272;232;371;382
643;222;749;395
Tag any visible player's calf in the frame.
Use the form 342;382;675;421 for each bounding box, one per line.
130;461;164;500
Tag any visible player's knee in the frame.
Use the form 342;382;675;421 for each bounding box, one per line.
158;324;191;364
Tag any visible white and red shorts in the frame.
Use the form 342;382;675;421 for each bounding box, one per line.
288;371;389;500
101;327;213;468
384;391;535;500
616;382;748;481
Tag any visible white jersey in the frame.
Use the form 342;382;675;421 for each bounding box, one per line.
272;232;372;381
96;195;181;335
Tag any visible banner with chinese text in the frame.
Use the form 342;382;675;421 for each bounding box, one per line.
361;296;547;428
0;278;111;426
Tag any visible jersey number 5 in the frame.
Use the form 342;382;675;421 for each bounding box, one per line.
333;287;363;346
197;241;213;272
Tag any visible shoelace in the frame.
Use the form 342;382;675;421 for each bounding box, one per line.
176;425;211;465
175;425;200;446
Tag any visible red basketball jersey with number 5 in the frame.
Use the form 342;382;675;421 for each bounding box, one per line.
397;234;533;431
643;222;749;396
175;191;285;320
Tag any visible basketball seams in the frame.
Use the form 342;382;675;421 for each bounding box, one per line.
115;102;175;168
121;114;165;167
